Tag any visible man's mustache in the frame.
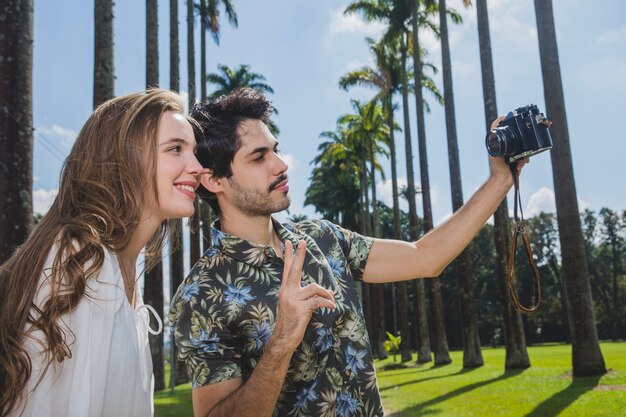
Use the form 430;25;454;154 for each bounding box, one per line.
269;174;288;191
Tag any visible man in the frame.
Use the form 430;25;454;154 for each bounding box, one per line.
170;88;524;417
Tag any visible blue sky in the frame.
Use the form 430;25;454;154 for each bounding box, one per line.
33;0;625;251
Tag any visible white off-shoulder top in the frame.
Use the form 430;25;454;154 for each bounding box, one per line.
13;248;162;417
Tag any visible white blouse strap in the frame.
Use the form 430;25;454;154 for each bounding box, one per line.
136;304;163;335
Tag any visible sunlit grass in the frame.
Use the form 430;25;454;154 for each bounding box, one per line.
378;342;626;416
154;342;626;417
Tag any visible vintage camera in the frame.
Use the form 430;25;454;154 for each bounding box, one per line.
485;104;553;163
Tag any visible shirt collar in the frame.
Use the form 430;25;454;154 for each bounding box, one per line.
209;218;301;267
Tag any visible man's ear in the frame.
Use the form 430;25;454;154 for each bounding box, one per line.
199;169;224;194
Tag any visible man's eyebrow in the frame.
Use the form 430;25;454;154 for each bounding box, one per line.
247;142;279;158
247;146;270;158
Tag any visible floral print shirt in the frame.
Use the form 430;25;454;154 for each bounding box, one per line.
169;219;384;417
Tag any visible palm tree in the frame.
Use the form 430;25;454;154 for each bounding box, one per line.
93;0;114;107
306;128;361;228
476;0;530;370
168;0;185;392
338;99;389;234
345;0;429;363
410;0;453;366
533;0;605;377
196;0;237;263
198;0;237;101
438;0;483;368
206;64;279;135
338;99;390;349
207;64;275;98
0;0;33;265
143;0;165;392
183;0;198;385
339;38;399;359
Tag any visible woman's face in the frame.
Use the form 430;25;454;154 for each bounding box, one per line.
150;111;202;221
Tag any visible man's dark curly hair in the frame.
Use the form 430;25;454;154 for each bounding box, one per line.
191;87;273;215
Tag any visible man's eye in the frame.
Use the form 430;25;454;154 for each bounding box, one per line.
254;155;264;162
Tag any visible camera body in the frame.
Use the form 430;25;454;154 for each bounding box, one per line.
485;104;553;163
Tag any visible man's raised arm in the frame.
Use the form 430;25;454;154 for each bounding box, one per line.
363;117;527;283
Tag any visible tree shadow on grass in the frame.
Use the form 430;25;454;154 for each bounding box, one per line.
524;375;601;417
380;366;479;392
386;368;526;417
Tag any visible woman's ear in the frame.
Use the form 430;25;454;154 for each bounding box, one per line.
199;169;223;194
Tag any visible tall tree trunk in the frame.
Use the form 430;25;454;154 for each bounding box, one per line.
200;0;207;101
0;0;33;265
411;1;446;365
93;0;114;108
369;139;379;238
188;0;201;270
438;0;483;368
170;0;180;93
170;224;189;385
144;253;165;391
534;0;606;377
198;2;211;253
359;152;374;345
146;0;159;88
398;44;417;362
366;138;380;357
144;0;164;392
476;0;530;370
168;0;183;392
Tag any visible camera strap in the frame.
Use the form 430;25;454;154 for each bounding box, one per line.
507;163;541;313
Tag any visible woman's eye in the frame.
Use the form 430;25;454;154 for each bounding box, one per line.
169;145;182;153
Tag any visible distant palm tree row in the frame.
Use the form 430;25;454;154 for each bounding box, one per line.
304;0;606;378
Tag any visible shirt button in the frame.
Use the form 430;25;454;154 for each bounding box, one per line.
263;248;272;257
345;370;351;377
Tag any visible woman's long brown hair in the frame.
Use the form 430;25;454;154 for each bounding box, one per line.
0;89;186;416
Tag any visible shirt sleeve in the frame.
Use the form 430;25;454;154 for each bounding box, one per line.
322;220;374;282
170;266;243;388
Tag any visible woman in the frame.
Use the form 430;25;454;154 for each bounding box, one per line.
0;89;203;417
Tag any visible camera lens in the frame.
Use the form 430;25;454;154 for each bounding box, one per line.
485;126;518;157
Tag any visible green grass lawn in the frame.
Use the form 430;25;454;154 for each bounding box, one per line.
154;342;626;416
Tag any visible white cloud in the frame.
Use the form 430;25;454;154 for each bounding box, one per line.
37;124;77;147
486;0;537;50
328;8;386;37
451;59;474;75
376;178;440;214
525;187;555;217
281;153;297;172
597;26;626;44
33;188;58;215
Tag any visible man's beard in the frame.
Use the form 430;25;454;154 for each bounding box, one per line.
228;176;291;216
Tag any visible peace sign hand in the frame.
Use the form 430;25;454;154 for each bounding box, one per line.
270;240;336;353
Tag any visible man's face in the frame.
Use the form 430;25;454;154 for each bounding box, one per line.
222;118;290;217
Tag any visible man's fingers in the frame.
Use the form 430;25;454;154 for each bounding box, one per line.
286;240;306;288
300;283;334;301
307;295;336;311
490;115;505;130
281;240;294;289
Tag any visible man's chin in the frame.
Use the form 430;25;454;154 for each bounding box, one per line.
273;197;291;214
